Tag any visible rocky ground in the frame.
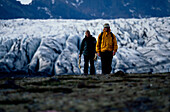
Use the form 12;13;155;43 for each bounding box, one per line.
0;73;169;112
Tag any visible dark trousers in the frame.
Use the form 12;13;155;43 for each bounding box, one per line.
101;51;113;74
84;55;95;75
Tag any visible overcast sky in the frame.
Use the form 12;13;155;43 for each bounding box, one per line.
16;0;32;5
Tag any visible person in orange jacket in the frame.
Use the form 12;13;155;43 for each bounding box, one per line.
96;23;118;74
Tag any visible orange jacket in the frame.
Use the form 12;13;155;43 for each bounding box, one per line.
96;29;118;53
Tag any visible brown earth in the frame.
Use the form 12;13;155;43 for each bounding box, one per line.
0;73;169;112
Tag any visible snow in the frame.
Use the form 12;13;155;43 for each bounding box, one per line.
0;17;170;75
123;3;130;7
16;0;32;5
52;0;55;4
65;0;69;4
71;3;77;8
129;9;134;13
71;0;84;7
37;7;53;18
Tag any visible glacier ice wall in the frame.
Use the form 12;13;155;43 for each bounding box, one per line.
0;17;170;75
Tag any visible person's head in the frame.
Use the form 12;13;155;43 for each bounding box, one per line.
85;30;91;37
104;23;110;32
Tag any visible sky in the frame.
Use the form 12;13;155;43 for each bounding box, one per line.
16;0;32;5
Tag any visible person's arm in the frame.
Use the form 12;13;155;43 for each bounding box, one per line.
93;37;97;53
79;39;85;57
93;37;98;60
113;34;118;56
96;33;102;56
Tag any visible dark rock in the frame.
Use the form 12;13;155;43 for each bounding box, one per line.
125;97;155;111
0;80;24;89
0;108;5;112
114;71;126;77
1;0;169;19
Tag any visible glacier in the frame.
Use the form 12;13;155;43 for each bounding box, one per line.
0;17;170;75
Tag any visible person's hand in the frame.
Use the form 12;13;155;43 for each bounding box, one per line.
113;52;116;56
98;52;101;57
94;53;97;61
79;54;81;58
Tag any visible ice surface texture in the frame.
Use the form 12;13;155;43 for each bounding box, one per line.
0;17;169;75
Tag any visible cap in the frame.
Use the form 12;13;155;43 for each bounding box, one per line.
104;23;110;28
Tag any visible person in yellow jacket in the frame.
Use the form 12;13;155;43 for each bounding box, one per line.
96;23;118;74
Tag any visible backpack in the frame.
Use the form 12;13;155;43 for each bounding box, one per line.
99;32;114;52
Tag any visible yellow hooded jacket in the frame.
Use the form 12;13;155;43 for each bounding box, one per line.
96;29;118;53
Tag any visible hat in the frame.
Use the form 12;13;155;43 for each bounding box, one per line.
85;30;90;33
104;23;110;28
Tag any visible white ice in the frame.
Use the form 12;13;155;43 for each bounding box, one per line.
0;17;169;75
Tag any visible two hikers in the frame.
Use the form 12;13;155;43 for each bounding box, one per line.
79;30;97;75
79;23;118;75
